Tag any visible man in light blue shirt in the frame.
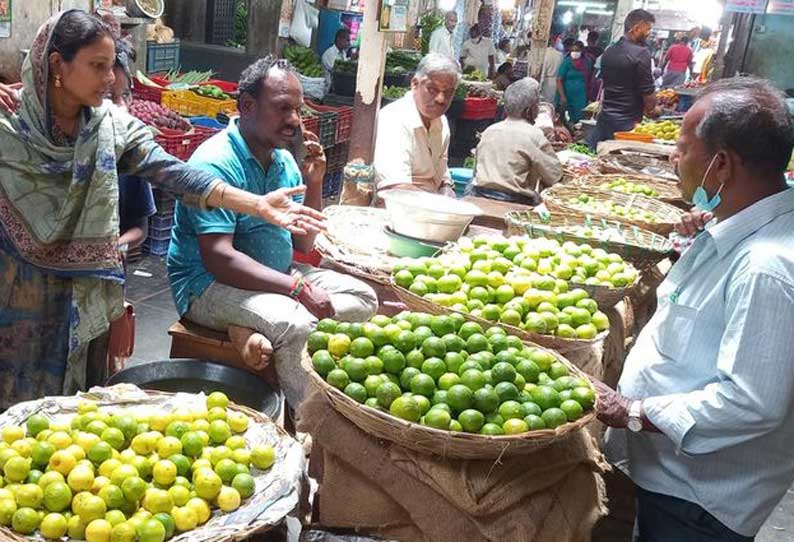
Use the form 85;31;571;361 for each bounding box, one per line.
596;77;794;541
167;57;377;408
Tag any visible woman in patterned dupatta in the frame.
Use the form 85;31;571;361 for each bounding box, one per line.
0;10;324;410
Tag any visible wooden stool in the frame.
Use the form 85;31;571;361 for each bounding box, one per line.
167;320;279;390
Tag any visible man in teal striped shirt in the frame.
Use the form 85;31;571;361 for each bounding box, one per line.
596;77;794;541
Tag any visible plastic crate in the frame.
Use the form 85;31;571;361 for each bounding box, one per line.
304;102;338;148
202;80;239;94
132;79;165;104
146;40;181;74
152;189;176;215
461;97;498;121
322;94;355;107
143;236;170;256
188;116;226;130
325;143;349;172
162;89;237;118
149;212;174;231
322;171;343;198
307;101;353;143
301;114;320;140
156;126;219;161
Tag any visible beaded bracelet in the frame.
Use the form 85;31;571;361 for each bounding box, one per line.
289;275;305;299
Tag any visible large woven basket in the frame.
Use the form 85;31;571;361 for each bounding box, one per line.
505;210;673;270
313;205;402;285
0;387;303;542
571;173;684;206
542;184;685;237
391;280;608;355
302;348;596;459
597;154;677;181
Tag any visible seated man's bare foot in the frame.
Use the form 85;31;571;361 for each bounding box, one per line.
228;325;273;371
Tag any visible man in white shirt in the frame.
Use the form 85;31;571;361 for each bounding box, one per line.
374;54;459;197
428;11;458;61
321;28;350;89
460;24;496;79
540;37;563;103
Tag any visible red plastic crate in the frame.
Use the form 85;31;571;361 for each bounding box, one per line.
132;79;165;104
202;80;239;94
461;97;498;121
307;100;353;143
156;126;219;161
302;115;320;140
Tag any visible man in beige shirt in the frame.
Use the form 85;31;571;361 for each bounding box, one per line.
471;77;562;205
374;53;459;197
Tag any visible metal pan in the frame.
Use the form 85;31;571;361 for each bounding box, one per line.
106;359;282;419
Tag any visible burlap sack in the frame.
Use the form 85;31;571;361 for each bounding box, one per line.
298;392;609;542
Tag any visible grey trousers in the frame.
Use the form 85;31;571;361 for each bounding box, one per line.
185;264;378;408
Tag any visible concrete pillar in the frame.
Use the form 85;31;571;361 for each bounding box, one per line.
527;0;555;80
348;0;388;163
247;0;283;57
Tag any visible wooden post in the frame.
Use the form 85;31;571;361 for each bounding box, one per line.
712;4;733;80
527;0;555;80
348;0;389;163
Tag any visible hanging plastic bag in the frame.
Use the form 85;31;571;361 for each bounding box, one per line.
290;0;319;48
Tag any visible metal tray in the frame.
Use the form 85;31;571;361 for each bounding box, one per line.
106;359;282;419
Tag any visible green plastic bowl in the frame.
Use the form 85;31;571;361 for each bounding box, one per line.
384;227;443;258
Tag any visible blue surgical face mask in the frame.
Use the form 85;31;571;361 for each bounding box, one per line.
691;154;724;212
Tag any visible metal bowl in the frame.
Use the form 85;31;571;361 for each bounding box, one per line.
106;359;282;418
379;189;482;244
383;226;443;257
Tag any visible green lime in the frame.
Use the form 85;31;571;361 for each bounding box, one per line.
560;400;584;421
307;332;329;355
364;356;384;376
394;269;414;289
316;319;338;333
466;334;491;354
394;331;416;353
342;357;369;383
528;349;556;372
473;387;499;414
376;382;402;409
502;418;529;435
232;473;255;499
381;349;406;375
437;372;460;390
326;369;351;390
571;387;595;410
389;396;421;423
343;383;368;404
431;390;449;406
443;352;465;374
412;395;431;415
405;350;425;370
458;322;483;341
491;362;517;384
421;337;446;358
409;374;436;398
26;415;50;438
413;326;433;345
520;402;543;418
479;423;504;436
541;408;568;429
421;358;447;381
530;386;561;410
350;337;375;358
442;334;466;353
398;368;421;391
515;360;540;384
523;415;546;430
423;409;451;430
459;369;486;391
446;385;474;413
549;362;570;380
457;410;485;433
494;382;519;403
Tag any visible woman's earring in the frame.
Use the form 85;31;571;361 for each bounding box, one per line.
54;75;62;88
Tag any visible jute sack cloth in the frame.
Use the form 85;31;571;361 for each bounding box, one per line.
298;391;609;542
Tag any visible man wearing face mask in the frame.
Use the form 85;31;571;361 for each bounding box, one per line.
595;77;794;541
588;9;660;150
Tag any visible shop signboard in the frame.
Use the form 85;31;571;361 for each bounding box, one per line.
725;0;768;13
767;0;794;14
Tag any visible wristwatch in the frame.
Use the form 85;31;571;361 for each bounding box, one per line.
627;400;644;433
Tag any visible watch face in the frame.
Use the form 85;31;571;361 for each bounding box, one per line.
628;418;643;432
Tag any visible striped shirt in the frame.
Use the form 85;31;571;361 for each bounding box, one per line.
604;188;794;537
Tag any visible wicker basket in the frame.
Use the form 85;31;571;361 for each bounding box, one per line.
505;210;673;270
542;184;685;237
0;388;301;542
302;348;596;459
572;173;683;206
391;280;608;355
597;154;677;181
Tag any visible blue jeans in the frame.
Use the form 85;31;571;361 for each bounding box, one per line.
633;487;754;542
587;115;638;151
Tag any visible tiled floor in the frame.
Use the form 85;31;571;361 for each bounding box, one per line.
126;256;794;541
